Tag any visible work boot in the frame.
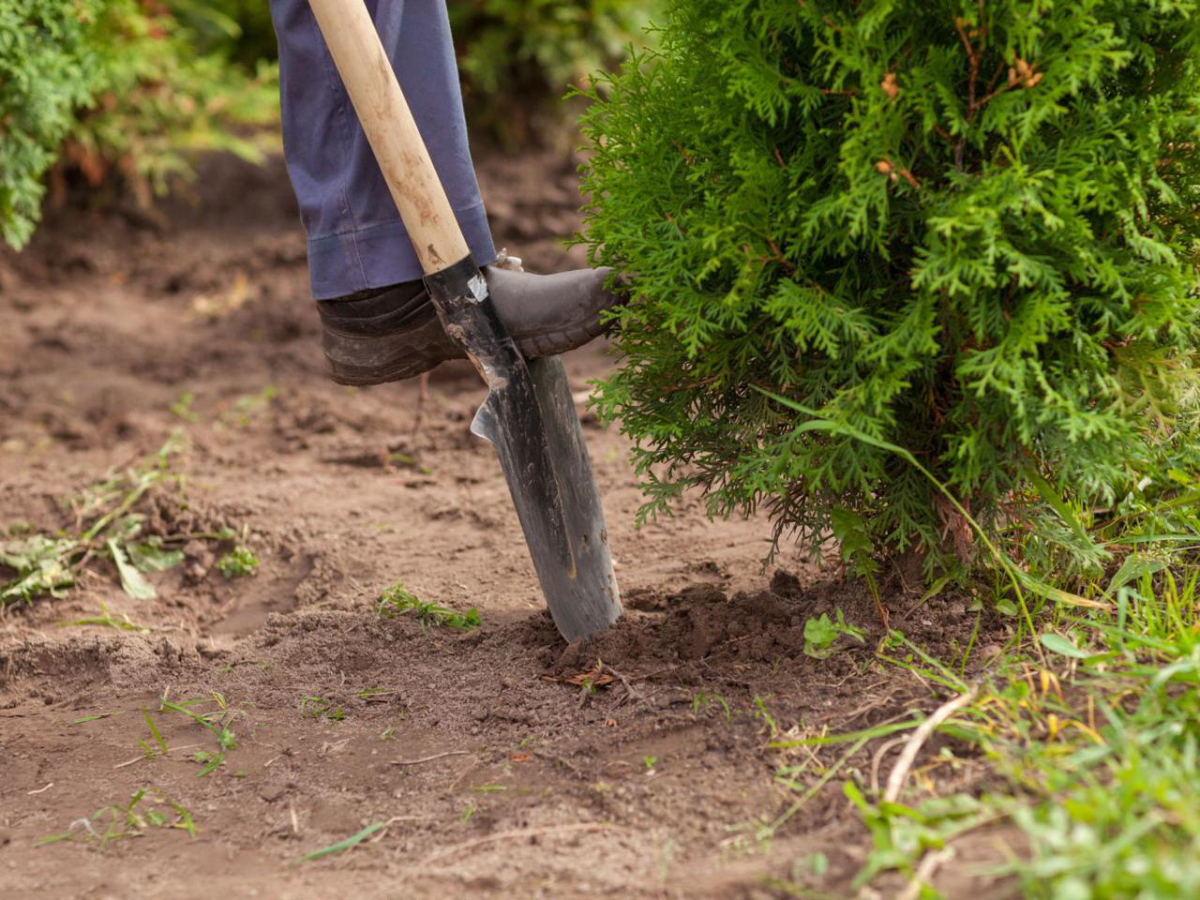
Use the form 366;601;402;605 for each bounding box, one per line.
316;266;619;386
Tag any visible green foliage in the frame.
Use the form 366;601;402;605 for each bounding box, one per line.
0;433;240;607
581;0;1200;577
157;693;238;777
301;695;345;721
216;545;259;579
1;435;183;605
376;582;482;631
0;0;99;248
37;788;195;850
449;0;654;143
170;0;278;69
70;1;279;208
60;599;150;633
802;609;866;659
837;561;1200;898
1;0;278;249
0;535;78;604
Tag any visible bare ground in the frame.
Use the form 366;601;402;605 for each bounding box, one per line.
0;151;1015;899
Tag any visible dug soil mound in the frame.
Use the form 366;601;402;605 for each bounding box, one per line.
0;149;1012;899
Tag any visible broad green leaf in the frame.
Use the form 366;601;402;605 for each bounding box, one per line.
0;536;77;604
107;539;156;601
1107;555;1169;595
1040;633;1088;659
129;541;184;573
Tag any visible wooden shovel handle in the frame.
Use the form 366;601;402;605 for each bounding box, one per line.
307;0;471;274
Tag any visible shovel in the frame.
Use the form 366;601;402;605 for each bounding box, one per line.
307;0;621;641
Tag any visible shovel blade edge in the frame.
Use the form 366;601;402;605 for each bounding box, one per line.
429;257;620;642
470;362;621;641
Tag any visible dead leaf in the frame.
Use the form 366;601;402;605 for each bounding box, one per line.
566;660;615;688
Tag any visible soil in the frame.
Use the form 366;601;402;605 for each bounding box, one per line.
0;148;1017;899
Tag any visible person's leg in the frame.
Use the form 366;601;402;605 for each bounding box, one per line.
269;0;495;300
270;0;620;385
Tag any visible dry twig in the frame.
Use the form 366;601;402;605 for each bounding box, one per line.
601;662;649;707
884;686;978;803
390;749;470;767
113;743;203;769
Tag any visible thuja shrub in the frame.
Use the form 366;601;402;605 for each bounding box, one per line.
581;1;1200;575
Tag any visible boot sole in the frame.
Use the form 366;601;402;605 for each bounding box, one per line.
325;319;610;387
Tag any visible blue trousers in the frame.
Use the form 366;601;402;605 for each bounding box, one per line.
269;0;497;300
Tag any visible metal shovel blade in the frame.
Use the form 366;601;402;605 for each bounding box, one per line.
426;259;621;642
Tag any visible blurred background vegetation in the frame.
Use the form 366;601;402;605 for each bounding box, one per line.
0;0;654;250
1;0;278;249
449;0;654;146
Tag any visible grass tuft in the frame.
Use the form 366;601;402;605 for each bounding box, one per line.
747;386;1200;896
376;582;481;631
216;545;259;579
151;693;239;777
37;788;195;851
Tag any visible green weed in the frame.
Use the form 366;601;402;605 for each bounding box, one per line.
73;713;112;724
1;433;245;607
376;583;481;631
780;562;1200;898
0;535;76;604
217;545;258;579
752;696;779;739
37;788;195;850
739;352;1200;895
151;693;238;777
300;696;344;721
357;687;394;701
802;609;866;660
388;451;432;475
